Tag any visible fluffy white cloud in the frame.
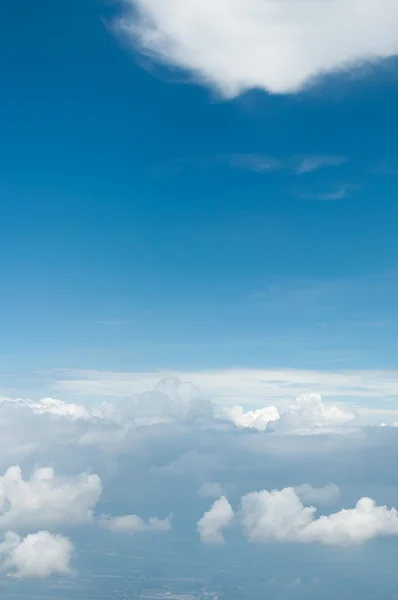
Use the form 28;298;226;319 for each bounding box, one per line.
240;487;398;546
197;496;234;544
198;482;225;499
301;498;398;546
99;514;172;534
116;0;398;96
0;466;102;530
241;488;314;543
221;405;280;431
294;483;341;507
271;393;356;432
29;397;92;420
0;396;92;421
222;394;355;433
0;530;74;578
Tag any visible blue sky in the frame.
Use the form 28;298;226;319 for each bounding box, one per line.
4;1;398;590
2;0;398;382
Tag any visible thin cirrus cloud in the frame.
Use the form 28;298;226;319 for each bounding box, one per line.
48;368;398;405
116;0;398;97
292;155;347;175
301;183;358;201
214;153;347;174
164;154;347;176
302;188;349;201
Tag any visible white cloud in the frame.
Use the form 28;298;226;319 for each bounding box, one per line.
294;483;341;507
198;482;226;499
100;377;214;427
241;488;315;543
99;514;172;534
221;394;355;433
197;496;234;544
0;396;92;421
301;497;398;546
0;531;74;578
116;0;398;96
270;393;356;433
240;487;398;546
221;405;280;431
0;466;102;530
30;397;92;420
133;377;211;421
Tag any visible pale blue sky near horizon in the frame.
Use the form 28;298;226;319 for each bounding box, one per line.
2;0;398;382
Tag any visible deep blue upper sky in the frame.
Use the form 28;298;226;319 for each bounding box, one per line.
1;0;398;375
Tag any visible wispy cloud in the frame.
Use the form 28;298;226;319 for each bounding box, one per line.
160;153;347;177
217;153;346;175
293;155;347;175
300;183;358;201
38;367;398;406
208;153;282;173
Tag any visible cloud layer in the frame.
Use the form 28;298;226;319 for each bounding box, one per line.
117;0;398;96
2;375;398;578
48;367;398;405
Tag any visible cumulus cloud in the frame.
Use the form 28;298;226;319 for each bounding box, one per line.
221;405;280;431
198;482;225;499
269;394;356;433
240;487;398;546
108;377;214;426
0;531;74;578
116;0;398;96
294;483;341;507
99;513;172;534
0;396;92;421
30;397;92;420
0;466;102;530
197;496;234;544
222;394;355;433
9;381;356;437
